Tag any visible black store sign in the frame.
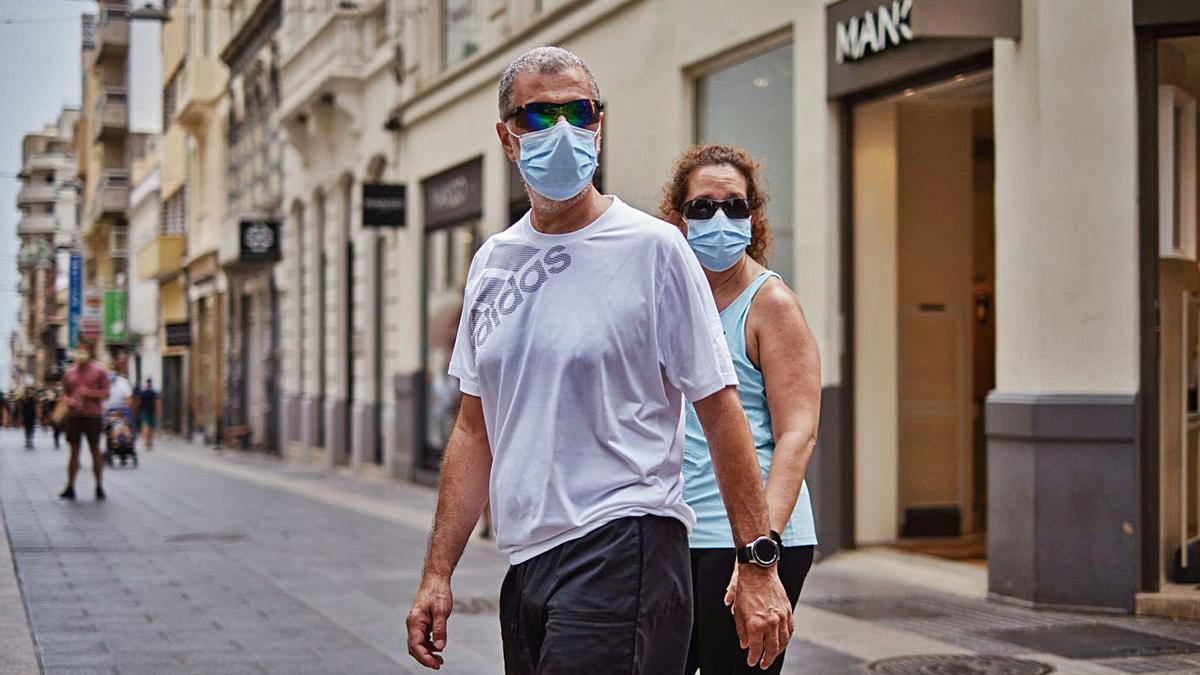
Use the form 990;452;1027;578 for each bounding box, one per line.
362;184;408;227
422;157;482;232
825;0;1020;99
165;321;192;347
240;219;281;262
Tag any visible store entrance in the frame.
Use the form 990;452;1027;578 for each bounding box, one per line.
851;70;995;561
1154;35;1200;593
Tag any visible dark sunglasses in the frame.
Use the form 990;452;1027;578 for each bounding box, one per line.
680;197;751;220
505;99;604;132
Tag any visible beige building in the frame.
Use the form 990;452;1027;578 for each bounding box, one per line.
266;0;1200;616
13;108;80;387
277;0;401;472
151;0;232;441
78;1;133;346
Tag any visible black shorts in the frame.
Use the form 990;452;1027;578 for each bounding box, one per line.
500;515;693;675
65;415;102;449
685;545;815;675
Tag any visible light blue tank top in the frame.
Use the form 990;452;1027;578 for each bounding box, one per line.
683;271;818;548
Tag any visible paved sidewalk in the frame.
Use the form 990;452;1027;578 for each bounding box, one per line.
3;427;1200;674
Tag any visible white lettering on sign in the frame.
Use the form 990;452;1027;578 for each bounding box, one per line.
835;0;914;64
431;175;470;211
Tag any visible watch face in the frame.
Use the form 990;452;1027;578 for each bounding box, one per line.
752;537;779;564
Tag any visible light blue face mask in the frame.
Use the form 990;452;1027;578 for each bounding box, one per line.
510;118;600;201
686;211;752;272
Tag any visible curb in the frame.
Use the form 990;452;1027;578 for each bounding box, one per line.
0;481;41;674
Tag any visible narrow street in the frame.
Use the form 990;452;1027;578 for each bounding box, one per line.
4;427;1200;675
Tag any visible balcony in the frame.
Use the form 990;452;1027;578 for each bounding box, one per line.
92;88;129;141
17;213;56;236
277;9;372;138
95;11;129;62
26;151;68;173
177;57;228;132
16;183;57;205
94;170;129;218
137;234;186;281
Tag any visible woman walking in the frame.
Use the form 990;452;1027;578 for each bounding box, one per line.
661;144;822;674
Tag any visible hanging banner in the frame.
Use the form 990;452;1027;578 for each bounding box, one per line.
68;254;82;348
81;288;104;338
103;290;127;344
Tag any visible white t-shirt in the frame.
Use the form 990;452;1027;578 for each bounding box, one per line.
105;375;133;410
449;196;738;564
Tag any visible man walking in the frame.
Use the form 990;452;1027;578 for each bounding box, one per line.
406;47;792;674
137;378;159;450
59;340;109;501
17;387;38;450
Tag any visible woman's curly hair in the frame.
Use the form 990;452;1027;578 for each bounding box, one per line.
658;144;772;266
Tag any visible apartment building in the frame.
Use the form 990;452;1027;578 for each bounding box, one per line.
13;108;80;387
78;1;132;352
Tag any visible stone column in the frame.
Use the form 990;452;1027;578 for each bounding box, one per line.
988;0;1140;611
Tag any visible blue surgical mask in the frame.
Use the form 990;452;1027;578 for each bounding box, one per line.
510;118;600;201
686;211;751;272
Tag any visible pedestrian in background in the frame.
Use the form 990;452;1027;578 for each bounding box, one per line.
0;390;10;428
138;378;158;450
60;339;109;501
406;46;792;674
17;387;38;450
661;144;821;675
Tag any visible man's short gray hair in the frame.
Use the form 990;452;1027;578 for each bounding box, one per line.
497;46;601;119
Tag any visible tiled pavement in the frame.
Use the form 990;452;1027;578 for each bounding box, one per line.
4;427;1200;674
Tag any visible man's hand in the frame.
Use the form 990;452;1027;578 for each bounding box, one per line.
732;565;793;669
407;574;453;670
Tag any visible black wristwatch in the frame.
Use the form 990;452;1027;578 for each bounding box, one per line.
737;530;782;568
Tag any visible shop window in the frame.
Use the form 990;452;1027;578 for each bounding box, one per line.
1161;85;1197;260
442;0;479;69
696;41;794;283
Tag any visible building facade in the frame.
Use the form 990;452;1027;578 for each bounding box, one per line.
13;108;80;387
264;0;1200;616
277;0;400;472
219;0;285;451
128;133;162;389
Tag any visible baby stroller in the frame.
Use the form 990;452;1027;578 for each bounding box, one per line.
103;405;138;467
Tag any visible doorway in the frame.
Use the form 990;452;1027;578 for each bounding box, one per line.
851;70;995;561
1154;35;1200;591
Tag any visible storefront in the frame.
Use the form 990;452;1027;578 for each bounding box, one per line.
819;0;1159;615
416;157;482;483
1135;0;1200;617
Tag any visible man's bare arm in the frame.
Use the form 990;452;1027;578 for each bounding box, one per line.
422;394;492;577
407;394;491;670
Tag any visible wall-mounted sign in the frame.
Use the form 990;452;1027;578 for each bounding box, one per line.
165;321;191;347
835;0;913;64
103;290;127;344
825;0;1020;100
80;288;103;338
362;184;407;227
67;253;81;348
422;157;482;232
240;219;281;262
